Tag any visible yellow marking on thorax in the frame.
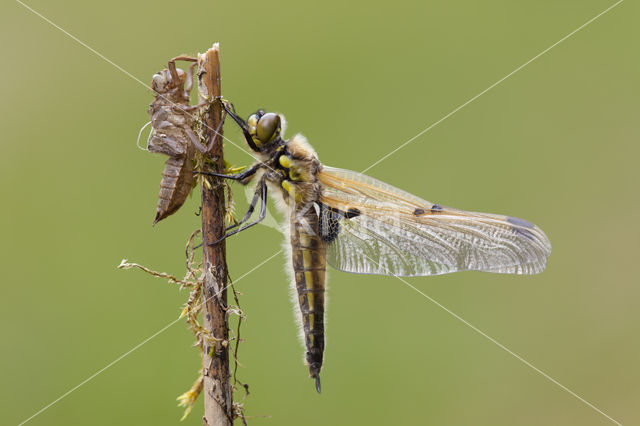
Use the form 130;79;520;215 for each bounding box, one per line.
279;154;311;182
281;180;303;203
279;155;291;168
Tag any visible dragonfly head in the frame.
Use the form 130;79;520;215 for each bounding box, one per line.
151;68;185;93
247;110;283;150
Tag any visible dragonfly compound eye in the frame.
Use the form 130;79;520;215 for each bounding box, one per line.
255;113;281;145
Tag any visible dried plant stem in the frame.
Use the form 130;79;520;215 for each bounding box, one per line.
197;44;233;426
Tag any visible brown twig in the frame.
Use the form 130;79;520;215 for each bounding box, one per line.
197;43;233;426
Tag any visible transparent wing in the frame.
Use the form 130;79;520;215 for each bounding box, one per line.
317;166;551;276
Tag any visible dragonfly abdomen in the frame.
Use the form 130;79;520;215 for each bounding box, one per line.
290;209;327;393
154;151;194;224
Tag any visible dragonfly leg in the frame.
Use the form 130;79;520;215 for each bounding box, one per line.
181;94;224;112
209;177;268;245
204;107;228;152
169;55;197;64
167;56;194;87
196;162;261;182
180;99;211;112
182;124;208;154
167;56;197;96
224;181;262;232
184;62;197;94
220;101;260;152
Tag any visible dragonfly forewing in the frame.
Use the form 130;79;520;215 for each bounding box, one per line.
318;166;551;276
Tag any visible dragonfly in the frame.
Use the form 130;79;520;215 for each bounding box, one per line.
202;101;552;393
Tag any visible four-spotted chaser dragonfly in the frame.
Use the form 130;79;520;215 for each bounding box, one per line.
203;102;552;393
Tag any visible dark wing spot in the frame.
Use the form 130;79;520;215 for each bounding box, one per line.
431;204;443;213
413;208;425;216
512;227;535;241
507;216;534;228
507;216;536;240
346;208;361;218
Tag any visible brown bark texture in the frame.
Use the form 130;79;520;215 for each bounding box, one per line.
197;44;233;426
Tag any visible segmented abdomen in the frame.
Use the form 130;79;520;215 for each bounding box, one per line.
153;146;194;225
290;208;327;383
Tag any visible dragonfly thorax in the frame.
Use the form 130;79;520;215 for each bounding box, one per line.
271;137;321;216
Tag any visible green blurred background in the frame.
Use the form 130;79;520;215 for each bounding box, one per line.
2;0;638;424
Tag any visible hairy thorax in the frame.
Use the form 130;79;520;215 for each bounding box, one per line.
270;134;323;212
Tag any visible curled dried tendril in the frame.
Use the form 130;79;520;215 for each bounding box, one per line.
135;121;153;151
